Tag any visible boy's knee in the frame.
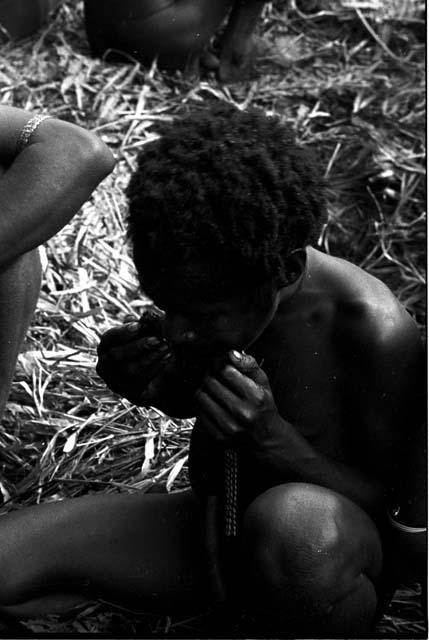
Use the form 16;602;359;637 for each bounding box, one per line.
244;484;342;579
243;483;381;605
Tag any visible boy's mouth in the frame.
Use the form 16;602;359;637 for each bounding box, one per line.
175;357;206;388
174;348;210;371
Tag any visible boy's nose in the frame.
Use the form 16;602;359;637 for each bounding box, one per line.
163;314;198;346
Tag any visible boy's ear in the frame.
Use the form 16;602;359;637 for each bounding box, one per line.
283;248;307;285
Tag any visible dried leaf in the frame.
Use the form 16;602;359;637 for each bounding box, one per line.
166;456;188;492
63;431;78;454
0;481;11;503
140;432;156;476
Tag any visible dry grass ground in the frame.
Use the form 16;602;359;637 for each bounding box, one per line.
0;0;426;636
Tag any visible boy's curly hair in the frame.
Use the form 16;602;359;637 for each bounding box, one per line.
127;103;327;303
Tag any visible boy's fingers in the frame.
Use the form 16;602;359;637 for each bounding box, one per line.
195;389;237;440
215;365;261;400
124;353;171;381
138;307;165;332
200;376;237;413
98;306;165;353
97;348;169;382
201;375;255;421
97;322;144;353
229;350;257;371
228;350;268;385
109;336;169;362
96;352;170;394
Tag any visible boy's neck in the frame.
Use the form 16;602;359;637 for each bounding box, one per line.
279;248;308;303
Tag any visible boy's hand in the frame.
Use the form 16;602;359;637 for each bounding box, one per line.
195;350;282;450
96;309;172;405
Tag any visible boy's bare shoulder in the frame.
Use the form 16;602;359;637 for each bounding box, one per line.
307;247;421;357
304;249;424;461
304;249;424;472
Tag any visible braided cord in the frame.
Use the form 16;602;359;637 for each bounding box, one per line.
224;448;239;537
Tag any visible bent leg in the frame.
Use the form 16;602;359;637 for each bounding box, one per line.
0;593;91;620
0;489;210;616
242;483;383;636
0;250;41;420
85;0;233;70
84;0;177;57
124;0;234;70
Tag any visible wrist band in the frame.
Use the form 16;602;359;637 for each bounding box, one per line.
16;114;52;154
388;513;427;534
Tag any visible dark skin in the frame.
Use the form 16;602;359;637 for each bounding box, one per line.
0;106;114;419
99;247;423;518
0;106;115;617
84;0;266;82
0;107;115;267
0;247;424;633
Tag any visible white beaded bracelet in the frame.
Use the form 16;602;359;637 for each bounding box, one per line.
388;513;427;534
16;114;52;154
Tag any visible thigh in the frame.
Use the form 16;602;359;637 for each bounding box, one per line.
152;0;232;55
0;489;210;612
84;0;177;28
84;0;176;56
86;0;232;67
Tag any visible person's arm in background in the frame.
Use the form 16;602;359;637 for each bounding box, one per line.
0;106;115;267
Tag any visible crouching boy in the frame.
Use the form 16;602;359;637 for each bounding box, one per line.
0;105;425;636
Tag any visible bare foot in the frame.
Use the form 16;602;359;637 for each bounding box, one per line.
217;35;257;83
217;34;271;83
183;49;220;79
183;51;201;80
200;49;220;71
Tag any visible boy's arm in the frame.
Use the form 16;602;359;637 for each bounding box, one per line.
349;302;425;488
197;352;387;517
0;106;115;267
195;308;424;518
